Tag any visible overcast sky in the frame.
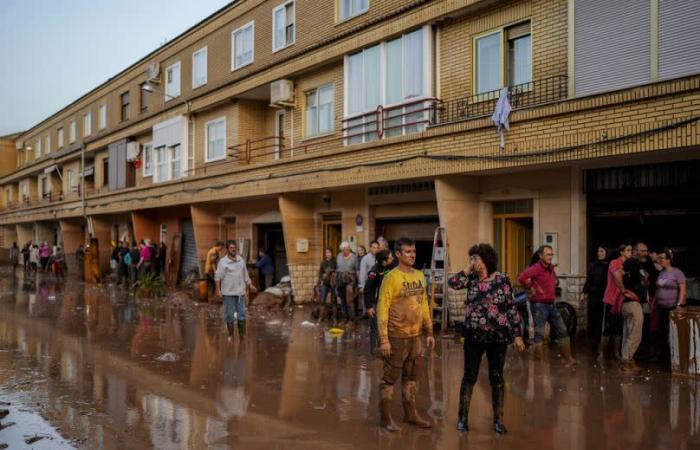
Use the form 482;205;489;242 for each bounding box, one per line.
0;0;232;136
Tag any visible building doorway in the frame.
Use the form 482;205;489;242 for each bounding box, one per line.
493;200;534;282
322;213;342;256
256;223;288;283
375;216;439;270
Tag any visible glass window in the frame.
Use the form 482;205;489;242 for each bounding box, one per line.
44;135;50;154
273;1;295;51
142;143;153;177
121;92;130;121
339;0;368;21
305;84;334;137
35;140;41;159
508;31;531;86
140;83;150;112
475;31;501;94
206;118;226;161
98;104;107;129
232;22;254;69
385;38;402;105
170;144;181;180
58;128;64;148
193;47;207;88
155;146;167;182
83;112;92;136
69;120;77;143
165;62;181;99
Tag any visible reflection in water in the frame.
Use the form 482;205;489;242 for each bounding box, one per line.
0;268;698;449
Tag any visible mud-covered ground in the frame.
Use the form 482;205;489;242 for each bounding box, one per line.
0;267;696;449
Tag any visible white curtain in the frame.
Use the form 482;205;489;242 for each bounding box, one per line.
170;145;181;179
363;45;381;110
274;8;285;49
207;121;225;160
476;31;501;94
318;85;333;133
509;35;531;86
194;50;207;85
305;91;318;136
403;28;424;99
235;27;253;67
347;52;364;114
385;38;403;104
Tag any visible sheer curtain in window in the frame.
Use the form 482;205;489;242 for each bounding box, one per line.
385;38;402;105
363;45;380;111
476;32;501;94
347;52;364;114
274;8;285;49
318;85;334;133
403;29;424;99
171;145;181;179
509;35;531;86
305;91;318;136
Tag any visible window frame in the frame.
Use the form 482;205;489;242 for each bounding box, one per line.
98;104;107;130
44;134;50;154
35;139;41;159
165;62;182;101
231;21;255;71
169;144;182;180
154;146;168;183
140;82;150;112
69;120;77;143
472;20;532;96
192;47;208;89
272;0;295;53
57;128;64;148
142;142;153;177
204;117;227;163
83;112;92;137
120;91;130;122
337;0;369;23
304;83;335;138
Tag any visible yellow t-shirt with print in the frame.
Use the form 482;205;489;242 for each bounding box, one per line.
377;267;433;344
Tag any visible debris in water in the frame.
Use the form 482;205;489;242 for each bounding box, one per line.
300;321;317;327
0;410;7;420
0;422;15;431
156;352;178;362
25;435;45;445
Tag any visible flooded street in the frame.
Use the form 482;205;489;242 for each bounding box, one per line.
0;267;696;449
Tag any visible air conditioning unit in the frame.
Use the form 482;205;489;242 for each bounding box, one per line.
126;142;140;162
270;79;295;106
146;62;161;83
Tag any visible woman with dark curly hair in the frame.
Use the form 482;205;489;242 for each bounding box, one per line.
448;243;525;434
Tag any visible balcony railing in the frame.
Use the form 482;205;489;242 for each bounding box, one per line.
435;75;568;124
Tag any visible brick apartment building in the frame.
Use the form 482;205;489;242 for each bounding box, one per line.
1;0;699;318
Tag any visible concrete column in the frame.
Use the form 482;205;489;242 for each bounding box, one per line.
90;216;112;276
59;219;85;257
279;193;318;304
190;204;220;274
435;175;481;270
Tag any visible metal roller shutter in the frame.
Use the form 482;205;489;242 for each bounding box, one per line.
659;0;700;80
575;0;650;97
180;219;198;280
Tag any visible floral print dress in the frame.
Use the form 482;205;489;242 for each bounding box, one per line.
448;271;522;343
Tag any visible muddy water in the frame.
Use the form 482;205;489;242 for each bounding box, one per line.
0;268;697;449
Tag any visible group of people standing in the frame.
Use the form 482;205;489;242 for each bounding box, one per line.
584;242;687;371
111;239;167;287
12;241;66;279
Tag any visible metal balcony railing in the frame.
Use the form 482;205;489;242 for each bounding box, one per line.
435;75;568;124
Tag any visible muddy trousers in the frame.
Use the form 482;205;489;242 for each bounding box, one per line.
459;341;507;426
380;337;430;429
621;301;643;362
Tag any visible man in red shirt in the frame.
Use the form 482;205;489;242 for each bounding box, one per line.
598;244;632;363
518;245;576;366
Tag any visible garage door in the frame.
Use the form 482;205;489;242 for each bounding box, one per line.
376;217;439;270
180;219;199;280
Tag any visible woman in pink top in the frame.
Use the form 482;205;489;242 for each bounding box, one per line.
598;243;632;362
137;239;153;277
39;242;51;271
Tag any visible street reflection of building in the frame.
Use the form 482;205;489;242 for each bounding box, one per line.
1;1;699;322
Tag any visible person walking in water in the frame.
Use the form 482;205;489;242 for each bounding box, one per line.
377;238;434;432
449;243;525;434
215;240;257;342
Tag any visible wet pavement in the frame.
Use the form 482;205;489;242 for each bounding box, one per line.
0;267;697;449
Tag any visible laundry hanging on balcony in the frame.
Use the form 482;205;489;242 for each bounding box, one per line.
491;87;512;149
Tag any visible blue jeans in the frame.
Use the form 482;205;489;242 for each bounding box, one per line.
319;284;335;305
223;295;246;323
531;302;568;344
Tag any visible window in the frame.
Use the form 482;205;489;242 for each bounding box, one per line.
98;104;107;129
165;62;181;100
83;112;92;137
41;176;49;198
58;128;64;148
121;91;130;121
338;0;368;21
69;120;77;143
44;134;50;154
155;146;167;182
474;21;531;94
142;142;153;177
205;118;226;162
232;22;254;70
102;159;109;187
160;224;167;244
170;144;181;179
140;83;150;112
192;47;207;88
345;27;430;143
35;139;41;159
67;170;76;193
305;84;334;137
273;1;295;51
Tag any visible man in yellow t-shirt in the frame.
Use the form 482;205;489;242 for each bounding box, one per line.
205;241;224;293
377;237;435;432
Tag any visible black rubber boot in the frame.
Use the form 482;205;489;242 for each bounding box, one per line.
226;321;234;338
238;320;247;338
457;379;473;432
492;384;507;434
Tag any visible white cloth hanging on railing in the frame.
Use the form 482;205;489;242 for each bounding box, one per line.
491;87;512;149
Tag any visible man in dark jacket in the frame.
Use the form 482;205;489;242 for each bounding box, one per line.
255;249;275;290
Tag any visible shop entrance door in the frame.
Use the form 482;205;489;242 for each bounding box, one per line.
322;214;342;257
493;200;534;281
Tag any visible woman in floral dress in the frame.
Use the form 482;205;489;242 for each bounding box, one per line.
448;243;525;434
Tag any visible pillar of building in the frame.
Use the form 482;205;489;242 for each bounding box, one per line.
131;211;159;245
90;215;112;276
59;219;85;258
279;193;318;304
190;204;220;275
435;175;482;270
16;223;33;246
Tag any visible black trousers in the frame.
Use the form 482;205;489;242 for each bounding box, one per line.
462;340;507;387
